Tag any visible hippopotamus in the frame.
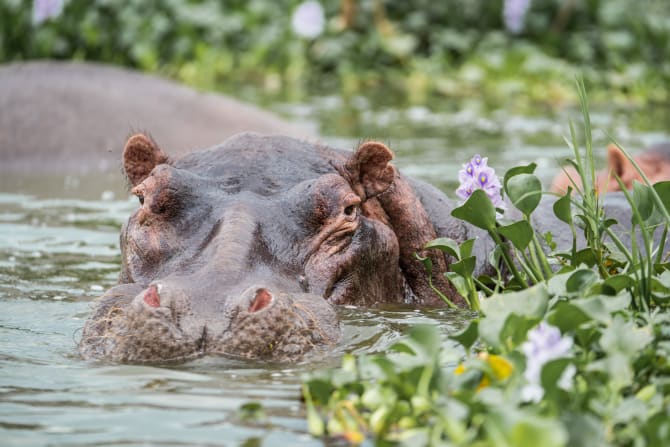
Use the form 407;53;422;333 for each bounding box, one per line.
0;61;310;175
551;143;670;194
78;132;667;364
79;132;479;363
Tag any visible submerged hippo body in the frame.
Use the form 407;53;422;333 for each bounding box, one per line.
79;133;472;363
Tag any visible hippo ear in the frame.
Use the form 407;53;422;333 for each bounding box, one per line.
343;141;395;200
123;134;171;186
607;144;629;179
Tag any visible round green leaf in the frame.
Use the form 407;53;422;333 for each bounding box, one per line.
632;181;654;222
506;173;542;216
451;189;497;231
498;220;533;250
566;269;598;294
653;181;670;213
553;192;573;225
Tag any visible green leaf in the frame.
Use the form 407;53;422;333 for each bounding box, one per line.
498;220;533;250
503;162;537;190
499;314;540;350
505;173;542;216
460;238;476;259
553;192;573;225
603;274;635;293
570;294;630;324
600;315;653;359
653;181;670;213
451;256;476;277
509;416;568;447
540;358;573;398
449;320;479;351
451;189;497;231
424;237;461;259
566;269;598;294
561;413;606;447
479;285;549;350
632;181;654;222
547;301;592;332
445;272;471;299
573;248;597;267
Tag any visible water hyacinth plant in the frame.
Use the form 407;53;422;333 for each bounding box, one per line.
301;81;670;445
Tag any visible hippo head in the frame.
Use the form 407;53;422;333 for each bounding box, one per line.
79;133;457;363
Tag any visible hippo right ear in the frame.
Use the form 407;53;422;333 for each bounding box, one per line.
340;141;395;200
123;134;171;186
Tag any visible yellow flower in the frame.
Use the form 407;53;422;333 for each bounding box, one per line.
454;353;513;391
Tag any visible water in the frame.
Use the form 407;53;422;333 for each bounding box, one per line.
1;95;669;446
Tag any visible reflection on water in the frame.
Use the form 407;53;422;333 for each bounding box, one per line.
1;98;668;446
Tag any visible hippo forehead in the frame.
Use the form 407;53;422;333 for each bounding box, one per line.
173;133;348;195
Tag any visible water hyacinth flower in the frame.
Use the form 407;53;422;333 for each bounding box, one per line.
521;322;575;402
456;154;505;209
33;0;64;25
291;1;326;39
503;0;531;34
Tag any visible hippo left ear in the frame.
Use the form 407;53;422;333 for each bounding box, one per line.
341;141;395;200
123;133;171;186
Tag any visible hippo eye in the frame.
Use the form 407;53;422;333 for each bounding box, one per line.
137;195;144;205
344;205;357;216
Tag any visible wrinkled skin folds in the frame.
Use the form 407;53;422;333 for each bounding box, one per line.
79;133;467;363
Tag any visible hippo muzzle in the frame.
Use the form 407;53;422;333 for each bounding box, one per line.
79;281;340;363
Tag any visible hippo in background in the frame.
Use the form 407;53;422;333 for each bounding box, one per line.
0;61;311;176
551;142;670;194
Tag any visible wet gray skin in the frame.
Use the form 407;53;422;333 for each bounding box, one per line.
79;133;455;363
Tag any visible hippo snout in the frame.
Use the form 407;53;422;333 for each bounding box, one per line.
79;282;341;363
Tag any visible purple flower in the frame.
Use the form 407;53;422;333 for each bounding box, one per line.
33;0;63;25
521;322;575;402
503;0;531;34
291;1;325;39
456;154;504;209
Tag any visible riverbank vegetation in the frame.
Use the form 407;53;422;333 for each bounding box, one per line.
2;0;670;109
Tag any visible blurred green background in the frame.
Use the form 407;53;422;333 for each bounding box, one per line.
3;0;670;110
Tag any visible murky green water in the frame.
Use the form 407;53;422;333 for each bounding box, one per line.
1;96;668;446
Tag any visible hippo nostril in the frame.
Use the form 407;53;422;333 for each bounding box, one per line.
248;288;273;312
143;284;161;308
